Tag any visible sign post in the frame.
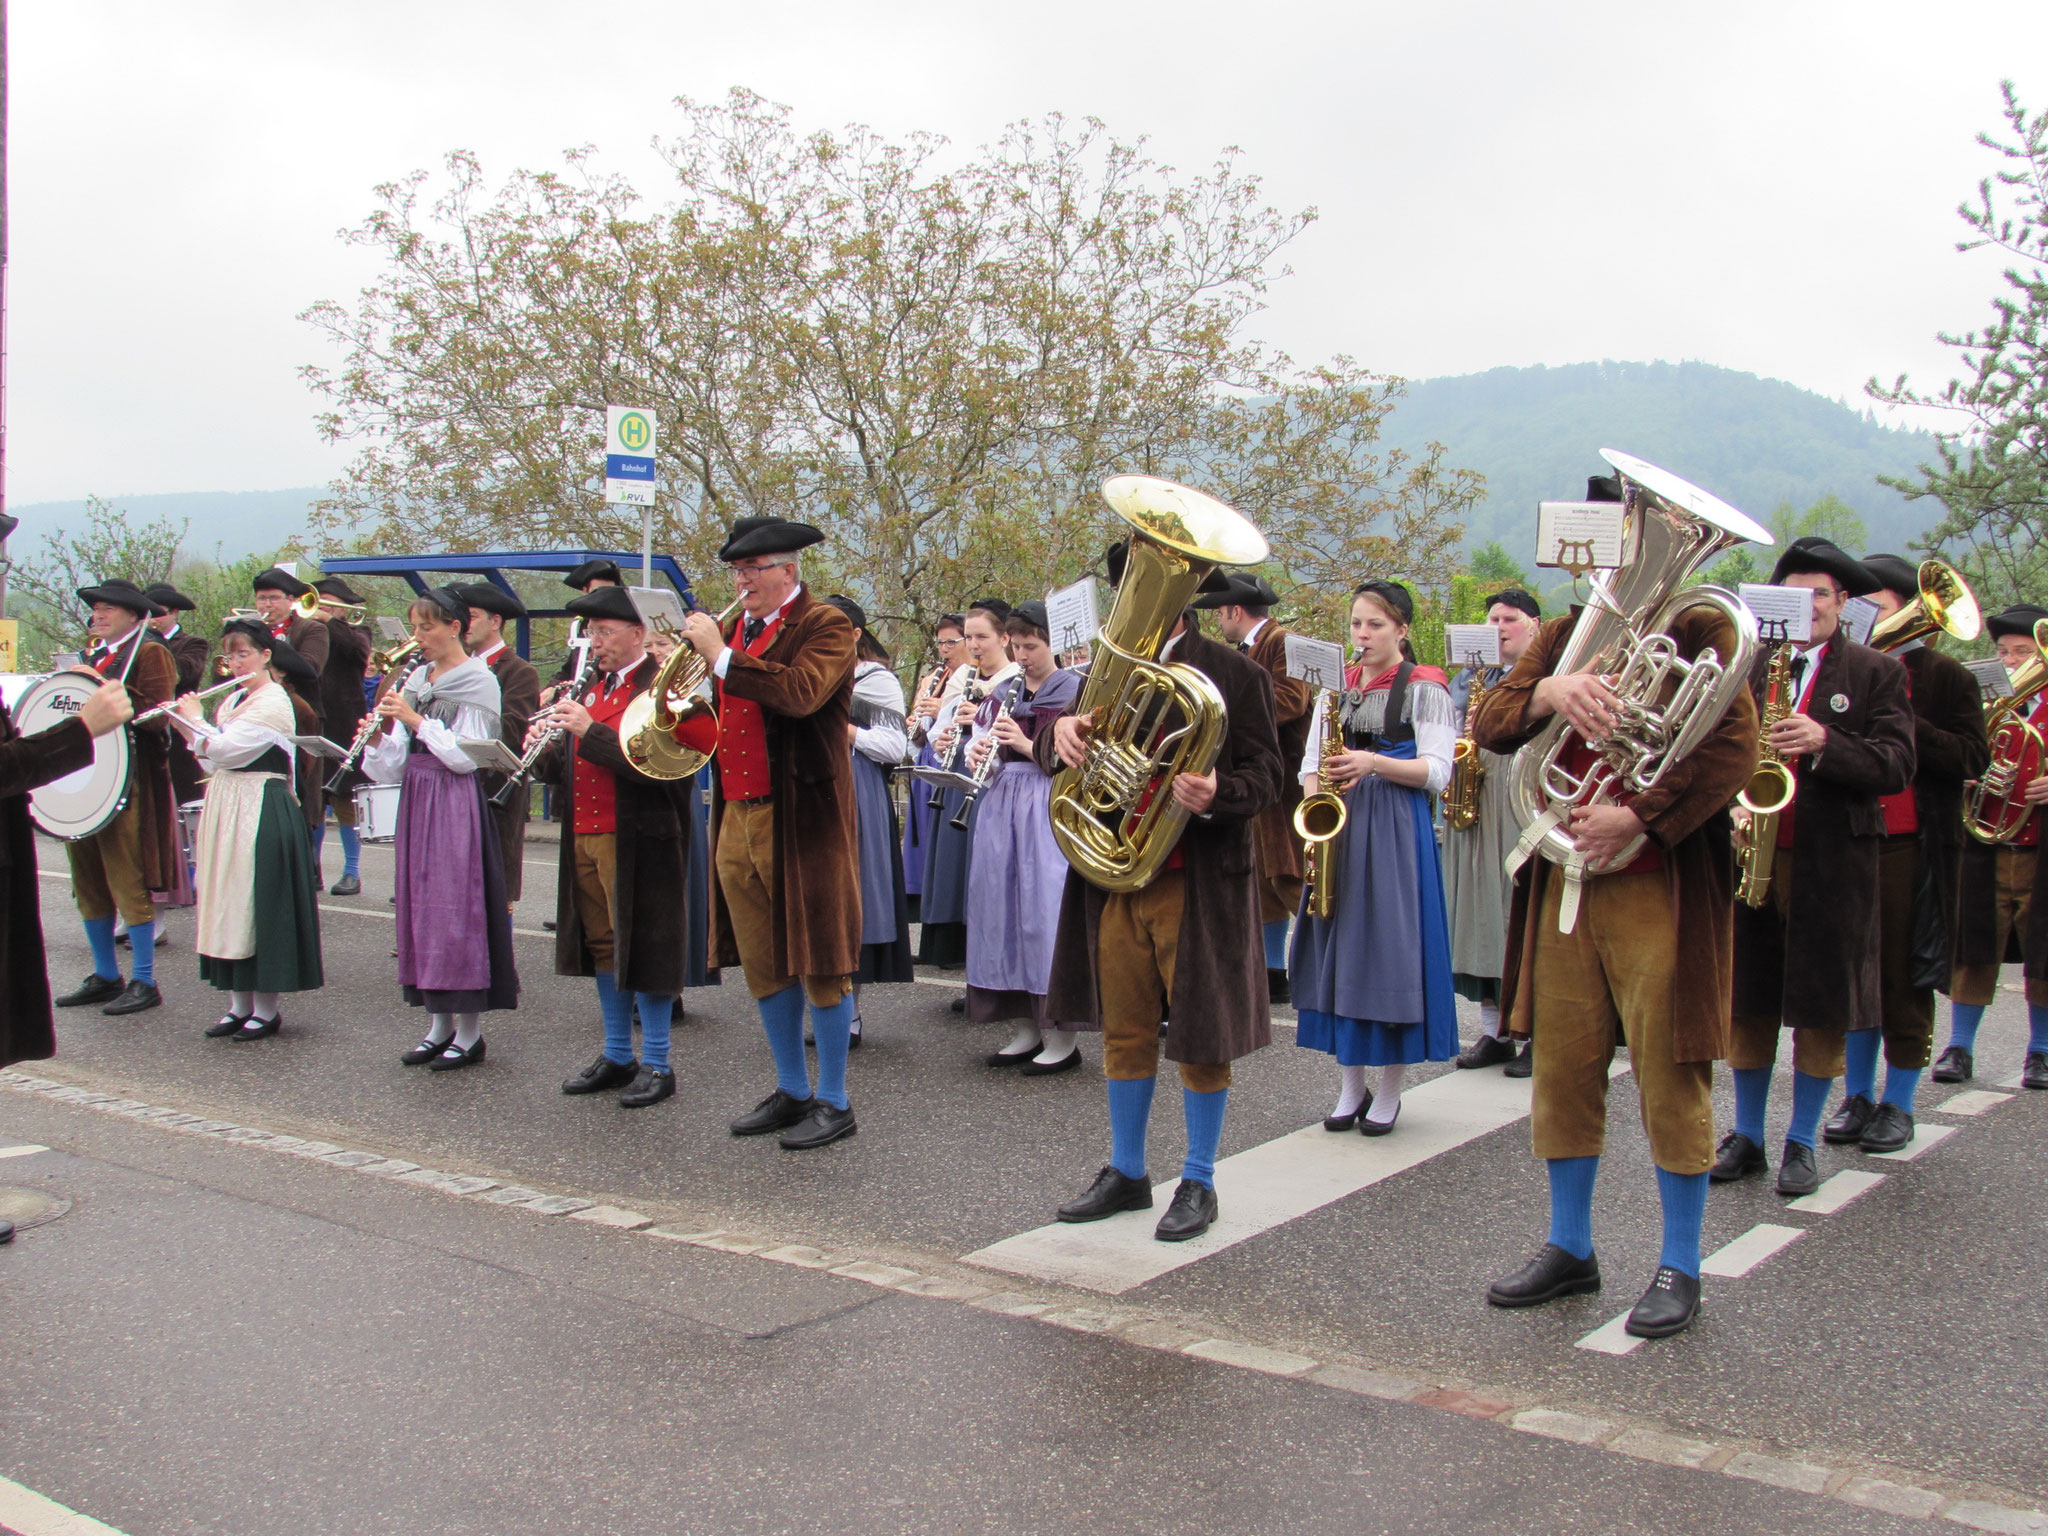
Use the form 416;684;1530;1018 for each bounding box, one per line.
605;405;659;584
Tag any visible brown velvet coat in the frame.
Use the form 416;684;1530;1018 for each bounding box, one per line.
1245;620;1312;909
708;588;861;979
1037;628;1285;1065
1730;636;1915;1031
1473;606;1760;1063
538;654;703;993
87;629;181;891
1891;644;1990;990
482;645;542;903
160;625;212;804
0;709;95;1066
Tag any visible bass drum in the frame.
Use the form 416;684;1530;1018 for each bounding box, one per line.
15;672;132;841
354;782;403;844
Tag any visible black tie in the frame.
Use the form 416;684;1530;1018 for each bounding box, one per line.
1237;640;1250;653
743;616;765;647
1790;654;1809;695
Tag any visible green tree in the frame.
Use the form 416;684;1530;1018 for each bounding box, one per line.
1766;493;1868;553
9;497;188;662
1466;539;1533;591
1869;79;2048;609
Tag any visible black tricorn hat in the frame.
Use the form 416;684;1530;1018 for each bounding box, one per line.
1103;539;1232;594
0;512;16;541
252;566;311;597
453;582;527;620
314;576;366;605
1768;537;1880;596
143;582;196;613
1192;573;1280;610
1859;553;1920;602
220;617;318;684
77;578;162;617
823;594;868;632
1587;474;1624;503
565;585;642;625
562;558;623;591
1988;604;2048;642
717;517;825;563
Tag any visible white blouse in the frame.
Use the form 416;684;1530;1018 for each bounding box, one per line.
1299;678;1458;796
193;684;297;773
851;662;909;767
364;660;501;782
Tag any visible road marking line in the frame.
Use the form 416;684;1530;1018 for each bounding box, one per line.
0;1472;131;1535
37;869;555;941
1574;1311;1643;1356
1865;1123;1955;1162
1700;1222;1804;1277
1928;1089;2012;1117
1786;1169;1886;1213
1995;1071;2027;1089
0;1144;49;1160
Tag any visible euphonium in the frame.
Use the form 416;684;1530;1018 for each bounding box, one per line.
1964;617;2048;843
1869;558;1980;652
620;598;744;781
1442;667;1489;832
1049;475;1270;893
1294;688;1348;920
1735;643;1797;907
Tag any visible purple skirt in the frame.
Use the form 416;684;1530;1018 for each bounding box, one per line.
964;761;1065;1024
395;753;519;1014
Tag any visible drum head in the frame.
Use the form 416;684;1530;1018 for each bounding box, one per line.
16;673;131;840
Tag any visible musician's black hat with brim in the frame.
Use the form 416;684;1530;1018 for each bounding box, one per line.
565;585;642;624
220;617;317;683
77;578;161;617
1011;598;1051;633
413;586;472;630
562;558;623;591
1104;538;1233;594
1988;604;2048;641
968;596;1012;623
453;582;527;620
1769;537;1881;596
717;517;825;563
1859;553;1921;603
823;594;867;632
314;576;367;605
1192;573;1280;610
252;566;311;597
143;582;196;613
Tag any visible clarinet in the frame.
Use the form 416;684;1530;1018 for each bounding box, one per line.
491;640;596;808
325;641;422;793
925;675;990;811
949;676;1024;830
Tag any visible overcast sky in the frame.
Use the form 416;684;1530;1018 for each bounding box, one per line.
7;0;2041;505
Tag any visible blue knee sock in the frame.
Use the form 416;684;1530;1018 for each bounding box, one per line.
1787;1071;1834;1149
338;825;362;878
311;825;325;869
1180;1087;1228;1188
1107;1076;1157;1181
1843;1029;1881;1102
757;984;812;1100
1946;1002;1986;1053
809;993;856;1111
1654;1167;1708;1277
636;993;674;1072
1545;1155;1598;1260
1881;1063;1922;1111
2030;1004;2048;1056
127;922;156;985
1262;918;1290;971
593;971;635;1064
1732;1066;1771;1144
82;917;119;981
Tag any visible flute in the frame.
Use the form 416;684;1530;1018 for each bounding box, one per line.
132;675;243;727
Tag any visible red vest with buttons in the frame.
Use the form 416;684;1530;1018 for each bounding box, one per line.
1878;662;1920;836
571;659;646;835
715;610;786;800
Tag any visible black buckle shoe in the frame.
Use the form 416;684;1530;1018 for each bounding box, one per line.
1822;1093;1875;1144
1858;1101;1913;1154
619;1066;676;1108
2026;1052;2048;1091
731;1088;815;1136
1456;1034;1516;1070
1267;968;1291;1005
427;1037;486;1072
1154;1179;1217;1242
229;1013;282;1042
1931;1045;1973;1084
205;1013;252;1039
1776;1139;1821;1197
1502;1041;1533;1079
1020;1049;1082;1077
779;1101;857;1149
329;874;362;896
57;973;125;1008
1057;1165;1154;1223
1709;1131;1766;1183
101;980;163;1016
1487;1243;1601;1308
1624;1266;1701;1338
562;1055;638;1096
402;1034;454;1066
1323;1092;1370;1133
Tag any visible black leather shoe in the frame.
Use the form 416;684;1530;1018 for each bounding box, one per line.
205;1013;251;1039
1709;1130;1766;1183
1359;1101;1402;1136
1776;1139;1821;1197
562;1055;638;1096
427;1038;486;1072
1457;1033;1516;1070
987;1045;1038;1068
1020;1048;1081;1077
1502;1041;1533;1079
541;919;557;931
619;1066;675;1108
779;1101;857;1149
1624;1266;1701;1339
1859;1101;1913;1154
0;1219;12;1245
949;996;966;1014
731;1088;815;1136
401;1035;453;1066
1487;1243;1601;1307
1057;1165;1154;1223
57;973;124;1008
1267;968;1291;1005
1323;1093;1370;1133
1823;1093;1875;1144
101;980;162;1016
1931;1045;1973;1084
329;874;361;896
229;1013;282;1042
2025;1052;2048;1091
1154;1179;1217;1242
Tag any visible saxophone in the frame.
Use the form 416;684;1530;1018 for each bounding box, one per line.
1735;644;1797;907
1294;689;1348;920
1442;667;1488;832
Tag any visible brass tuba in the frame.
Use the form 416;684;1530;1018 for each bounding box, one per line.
1294;688;1347;919
619;598;743;781
1505;450;1771;931
1964;617;2048;843
1049;476;1269;893
1869;558;1980;652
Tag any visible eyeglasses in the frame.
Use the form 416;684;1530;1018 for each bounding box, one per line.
936;636;963;648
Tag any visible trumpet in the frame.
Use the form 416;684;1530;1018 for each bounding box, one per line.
1295;688;1348;920
315;597;370;624
325;640;423;793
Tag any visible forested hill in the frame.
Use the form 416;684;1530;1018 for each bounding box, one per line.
1380;361;1944;558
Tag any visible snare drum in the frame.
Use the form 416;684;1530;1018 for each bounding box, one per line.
177;799;205;859
354;783;403;844
16;672;132;840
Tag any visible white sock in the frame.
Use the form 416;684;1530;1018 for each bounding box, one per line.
424;1012;455;1047
1004;1024;1043;1056
1034;1027;1076;1064
1480;1000;1504;1039
1332;1063;1369;1119
251;991;280;1022
453;1012;482;1050
1367;1064;1407;1124
228;989;254;1019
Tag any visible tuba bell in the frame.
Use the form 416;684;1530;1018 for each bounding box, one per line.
1869;558;1980;652
1505;449;1772;931
1964;616;2048;844
1048;476;1269;893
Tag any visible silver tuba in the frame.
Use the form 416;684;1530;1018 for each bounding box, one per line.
1505;449;1772;931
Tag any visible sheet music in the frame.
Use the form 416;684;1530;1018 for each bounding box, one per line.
1738;584;1816;645
1967;657;2016;701
1283;635;1346;692
1442;624;1502;668
1838;595;1881;647
1045;578;1101;653
1535;502;1626;571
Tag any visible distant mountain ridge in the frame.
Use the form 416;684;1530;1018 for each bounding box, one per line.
3;487;325;562
1379;360;1942;560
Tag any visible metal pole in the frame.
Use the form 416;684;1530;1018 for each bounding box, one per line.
0;0;12;623
641;504;652;590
